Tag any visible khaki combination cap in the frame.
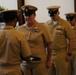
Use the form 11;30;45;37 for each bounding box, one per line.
0;10;20;13
65;12;76;16
65;12;76;21
47;6;60;17
21;5;38;11
21;5;38;16
0;10;20;22
47;6;60;11
29;55;41;63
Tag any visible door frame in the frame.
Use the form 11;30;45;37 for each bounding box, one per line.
17;0;24;25
74;0;76;12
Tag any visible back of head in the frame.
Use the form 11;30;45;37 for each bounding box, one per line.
0;10;19;22
47;5;60;17
65;12;76;21
21;5;38;16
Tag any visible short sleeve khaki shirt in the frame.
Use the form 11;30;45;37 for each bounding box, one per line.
17;21;53;61
45;17;75;50
0;26;31;65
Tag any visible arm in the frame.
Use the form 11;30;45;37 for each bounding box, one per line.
67;39;74;54
46;43;52;68
66;39;74;61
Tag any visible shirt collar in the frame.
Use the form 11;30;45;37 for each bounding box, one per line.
3;26;14;30
24;20;39;30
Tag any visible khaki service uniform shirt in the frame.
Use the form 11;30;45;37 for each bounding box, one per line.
71;23;76;54
45;17;75;54
18;21;52;61
0;26;31;75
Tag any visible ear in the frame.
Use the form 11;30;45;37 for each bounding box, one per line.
14;18;17;22
34;13;36;17
58;11;60;15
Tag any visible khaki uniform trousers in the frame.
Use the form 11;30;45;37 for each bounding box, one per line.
0;65;22;75
48;50;71;75
21;61;49;75
70;50;76;75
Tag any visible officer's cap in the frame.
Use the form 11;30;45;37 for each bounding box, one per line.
47;6;60;17
21;5;38;16
29;55;41;63
65;12;76;21
0;10;20;22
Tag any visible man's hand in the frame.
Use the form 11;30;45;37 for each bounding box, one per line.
65;54;72;62
46;60;52;69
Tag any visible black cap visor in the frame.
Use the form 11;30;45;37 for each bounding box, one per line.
48;9;58;17
23;10;35;16
66;15;74;21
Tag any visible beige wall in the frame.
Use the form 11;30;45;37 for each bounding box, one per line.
0;0;17;10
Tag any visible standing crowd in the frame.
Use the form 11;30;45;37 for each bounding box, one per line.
0;4;76;75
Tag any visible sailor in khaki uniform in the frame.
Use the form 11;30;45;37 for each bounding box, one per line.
0;10;32;75
17;5;53;75
65;12;76;75
45;6;75;75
